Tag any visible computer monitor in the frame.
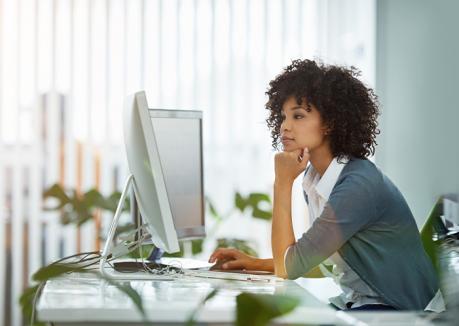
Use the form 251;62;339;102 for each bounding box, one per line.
124;91;205;250
100;91;205;274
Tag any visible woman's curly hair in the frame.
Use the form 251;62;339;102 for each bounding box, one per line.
265;59;380;160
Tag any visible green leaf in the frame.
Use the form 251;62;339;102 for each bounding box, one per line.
75;212;94;226
248;193;271;204
103;191;130;213
247;193;272;221
191;239;204;255
420;197;443;275
234;192;273;220
83;189;105;208
236;293;299;326
32;264;82;282
43;184;71;203
101;277;145;317
43;184;71;210
70;194;86;215
19;284;46;326
41;184;127;229
60;211;74;225
186;288;219;326
252;207;272;221
235;192;248;212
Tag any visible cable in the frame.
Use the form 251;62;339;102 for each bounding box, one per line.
50;251;101;265
133;211;182;277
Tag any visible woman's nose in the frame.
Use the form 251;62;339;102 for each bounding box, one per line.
281;119;290;131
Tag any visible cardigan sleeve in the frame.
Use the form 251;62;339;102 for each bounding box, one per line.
285;174;378;280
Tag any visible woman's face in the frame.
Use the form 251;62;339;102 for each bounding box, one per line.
280;96;328;152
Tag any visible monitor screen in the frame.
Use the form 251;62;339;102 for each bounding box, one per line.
149;109;205;240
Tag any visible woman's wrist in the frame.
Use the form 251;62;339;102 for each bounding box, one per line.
254;258;274;272
274;177;294;188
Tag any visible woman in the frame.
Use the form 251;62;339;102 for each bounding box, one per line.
209;59;441;311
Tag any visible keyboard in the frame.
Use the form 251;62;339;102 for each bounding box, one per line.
183;269;283;283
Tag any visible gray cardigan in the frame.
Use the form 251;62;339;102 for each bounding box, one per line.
285;158;438;310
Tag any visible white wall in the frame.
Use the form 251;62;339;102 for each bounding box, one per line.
375;0;459;226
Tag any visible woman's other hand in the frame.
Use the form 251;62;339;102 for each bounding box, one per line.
275;147;309;184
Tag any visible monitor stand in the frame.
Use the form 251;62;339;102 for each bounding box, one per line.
98;174;134;279
130;187;165;263
99;174;176;280
99;175;210;277
147;247;165;262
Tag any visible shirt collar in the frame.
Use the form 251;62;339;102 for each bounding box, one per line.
302;157;349;201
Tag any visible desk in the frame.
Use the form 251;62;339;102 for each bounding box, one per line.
37;271;346;325
37;272;437;325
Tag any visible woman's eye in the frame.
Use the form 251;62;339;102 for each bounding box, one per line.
294;114;304;119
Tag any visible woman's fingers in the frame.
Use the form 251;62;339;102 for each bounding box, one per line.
209;251;222;263
208;248;239;263
208;248;254;270
274;147;310;182
209;248;225;262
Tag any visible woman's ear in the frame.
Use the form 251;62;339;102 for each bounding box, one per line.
322;123;333;136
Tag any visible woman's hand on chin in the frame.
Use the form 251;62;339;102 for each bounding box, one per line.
275;147;309;184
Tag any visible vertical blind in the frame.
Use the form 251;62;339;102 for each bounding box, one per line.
0;0;375;325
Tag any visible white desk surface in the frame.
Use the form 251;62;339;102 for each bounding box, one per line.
37;272;435;325
37;271;343;325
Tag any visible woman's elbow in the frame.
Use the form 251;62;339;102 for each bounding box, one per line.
274;268;289;280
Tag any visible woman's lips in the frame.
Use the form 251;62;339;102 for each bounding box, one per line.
281;137;294;145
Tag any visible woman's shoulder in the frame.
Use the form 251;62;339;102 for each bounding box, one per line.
337;158;401;203
325;158;378;200
339;158;382;184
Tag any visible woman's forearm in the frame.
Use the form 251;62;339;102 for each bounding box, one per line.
271;179;296;278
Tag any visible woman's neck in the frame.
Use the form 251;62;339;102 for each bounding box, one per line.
309;146;334;177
